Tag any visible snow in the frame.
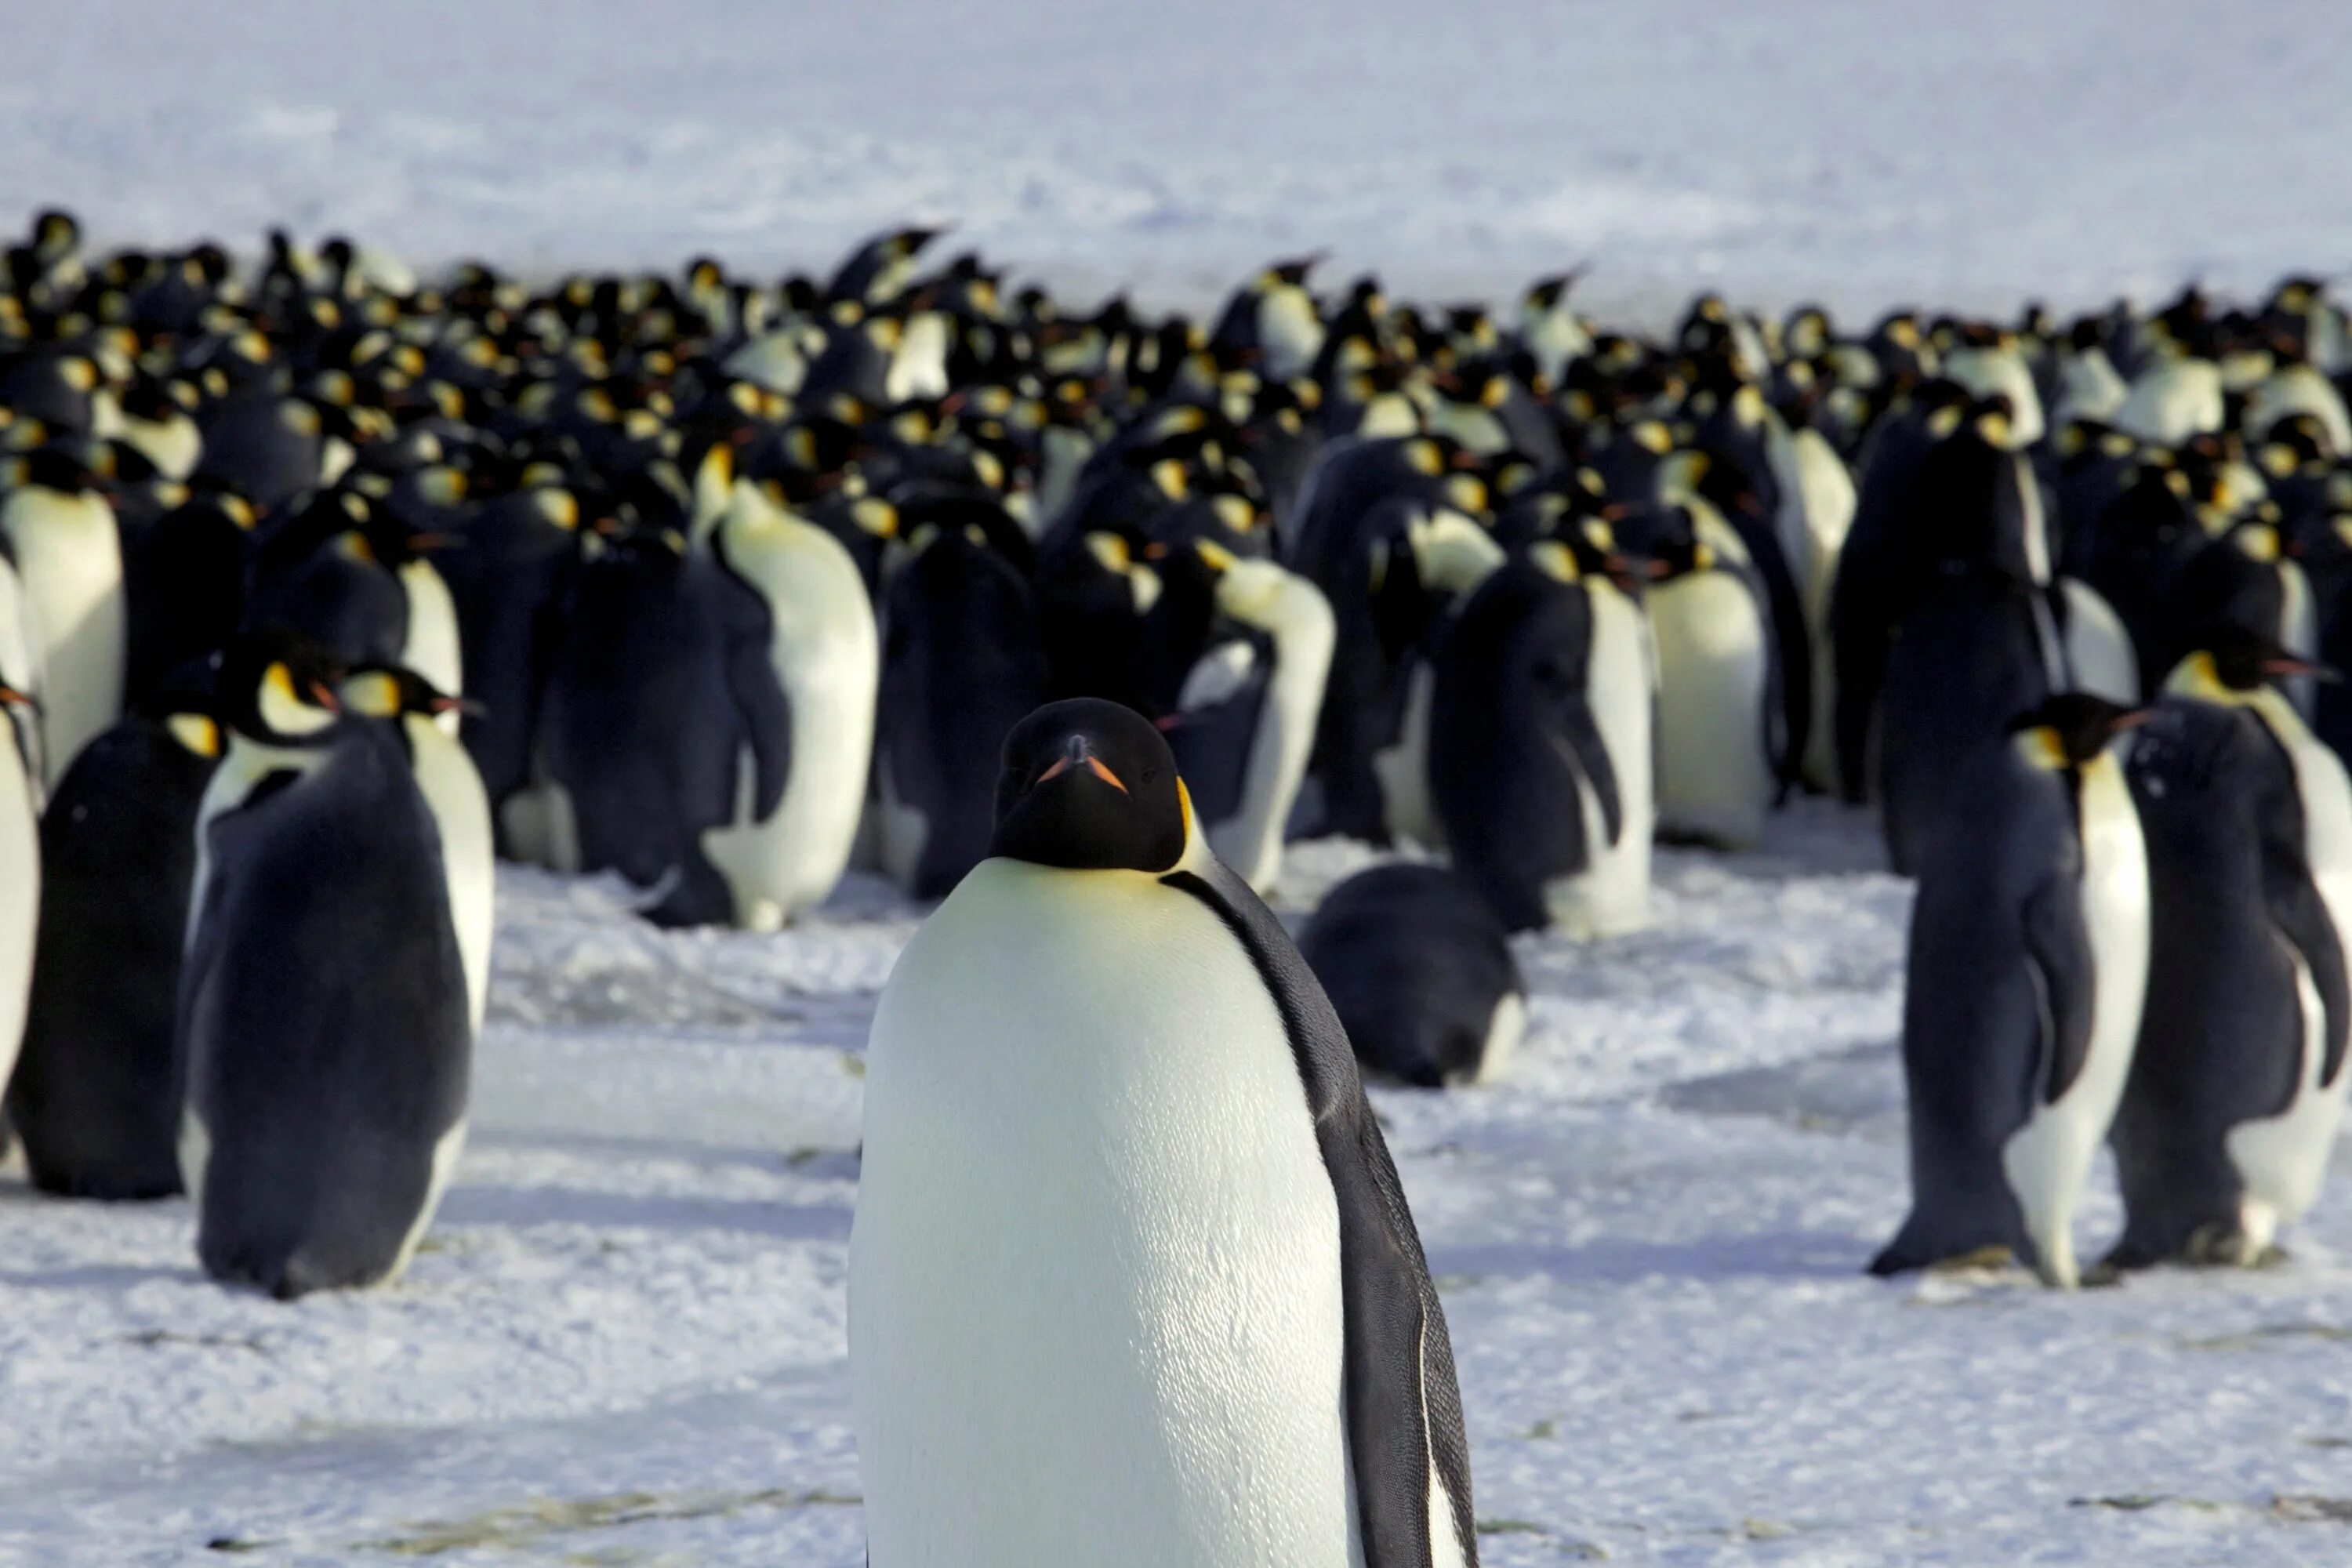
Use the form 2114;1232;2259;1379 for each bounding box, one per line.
4;811;2352;1564
10;2;2352;322
9;3;2352;1562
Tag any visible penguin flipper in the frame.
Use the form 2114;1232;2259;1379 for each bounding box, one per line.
2261;842;2351;1089
2021;874;2098;1105
1161;858;1479;1568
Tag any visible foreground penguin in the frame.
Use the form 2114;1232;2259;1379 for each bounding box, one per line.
180;637;479;1298
1872;695;2151;1288
1301;862;1525;1089
0;679;34;1104
854;699;1477;1568
2109;633;2352;1268
1164;540;1336;894
8;702;220;1197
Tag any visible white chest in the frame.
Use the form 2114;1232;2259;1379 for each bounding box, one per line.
852;862;1359;1568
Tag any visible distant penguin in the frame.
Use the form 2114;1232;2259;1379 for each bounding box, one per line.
1369;504;1510;851
1430;546;1627;935
854;699;1477;1568
193;391;326;515
874;522;1048;898
122;492;255;711
1299;862;1526;1089
1872;695;2150;1287
1;446;125;786
180;637;474;1298
1646;509;1777;848
700;482;880;928
1209;256;1327;383
1165;541;1336;894
8;706;220;1198
2113;356;2224;445
0;677;35;1107
2109;635;2352;1267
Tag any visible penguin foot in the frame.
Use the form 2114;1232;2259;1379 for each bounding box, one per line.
2078;1260;2125;1290
2183;1223;2267;1269
1926;1245;2017;1275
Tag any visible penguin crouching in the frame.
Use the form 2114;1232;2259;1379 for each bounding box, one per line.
701;482;879;928
1872;695;2150;1287
853;699;1476;1568
1300;862;1525;1089
7;707;219;1198
180;641;477;1298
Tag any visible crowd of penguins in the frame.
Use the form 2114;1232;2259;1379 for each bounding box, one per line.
0;206;2347;1300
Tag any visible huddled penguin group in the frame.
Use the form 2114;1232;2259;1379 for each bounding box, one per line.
2;201;2352;1548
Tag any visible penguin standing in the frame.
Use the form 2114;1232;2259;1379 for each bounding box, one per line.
8;704;220;1197
0;677;35;1106
701;483;880;928
1164;541;1335;894
1872;695;2150;1287
1;447;125;786
2109;634;2352;1267
180;639;477;1298
1646;509;1777;848
853;699;1476;1568
1300;862;1525;1090
1429;545;1630;935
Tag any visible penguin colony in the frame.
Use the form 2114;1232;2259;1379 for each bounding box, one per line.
0;201;2345;1544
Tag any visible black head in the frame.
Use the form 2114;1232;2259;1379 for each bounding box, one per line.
2176;623;2339;696
213;626;346;745
989;699;1189;873
2008;693;2149;769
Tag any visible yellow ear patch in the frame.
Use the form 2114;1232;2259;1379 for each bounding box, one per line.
165;712;221;758
2013;725;2069;771
1195;538;1239;573
339;670;402;719
1404;439;1443;477
1530;540;1580;583
1150;458;1189;501
854;496;899;538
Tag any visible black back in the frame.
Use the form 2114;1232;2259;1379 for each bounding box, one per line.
1299;863;1523;1089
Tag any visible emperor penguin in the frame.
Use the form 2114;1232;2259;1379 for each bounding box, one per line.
1209;256;1327;383
0;677;35;1107
852;698;1478;1568
2109;633;2352;1268
180;637;475;1298
1165;539;1336;894
9;702;220;1197
1646;507;1778;848
700;482;880;929
1300;862;1526;1090
1430;543;1642;937
1871;695;2151;1288
1370;503;1510;851
1;446;125;786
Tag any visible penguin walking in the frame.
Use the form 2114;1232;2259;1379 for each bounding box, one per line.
2109;634;2352;1267
1164;541;1335;894
853;699;1477;1568
1;447;125;786
8;703;220;1197
1430;543;1638;936
180;639;478;1298
700;483;880;928
1872;695;2150;1287
1300;862;1525;1089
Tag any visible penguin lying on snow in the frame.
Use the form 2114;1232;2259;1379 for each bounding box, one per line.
2109;632;2352;1268
1300;862;1525;1089
855;698;1477;1568
180;635;488;1298
1873;694;2150;1288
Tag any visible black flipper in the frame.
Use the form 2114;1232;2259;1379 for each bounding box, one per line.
717;572;793;822
2020;873;2099;1104
1165;626;1272;827
1161;855;1478;1568
2262;829;2351;1090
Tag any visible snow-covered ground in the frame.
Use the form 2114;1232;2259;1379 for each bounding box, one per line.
6;809;2352;1565
11;2;2352;321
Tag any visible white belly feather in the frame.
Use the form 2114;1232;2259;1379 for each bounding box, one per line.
852;860;1361;1568
1650;569;1771;848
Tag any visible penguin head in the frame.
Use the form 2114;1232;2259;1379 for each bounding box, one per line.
216;628;345;745
989;699;1189;874
2168;626;2339;702
338;665;472;724
2009;694;2149;771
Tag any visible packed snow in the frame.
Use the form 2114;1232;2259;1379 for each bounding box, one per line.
10;2;2352;1564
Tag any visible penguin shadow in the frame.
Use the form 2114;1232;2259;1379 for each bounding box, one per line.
436;1169;853;1243
0;1261;187;1293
